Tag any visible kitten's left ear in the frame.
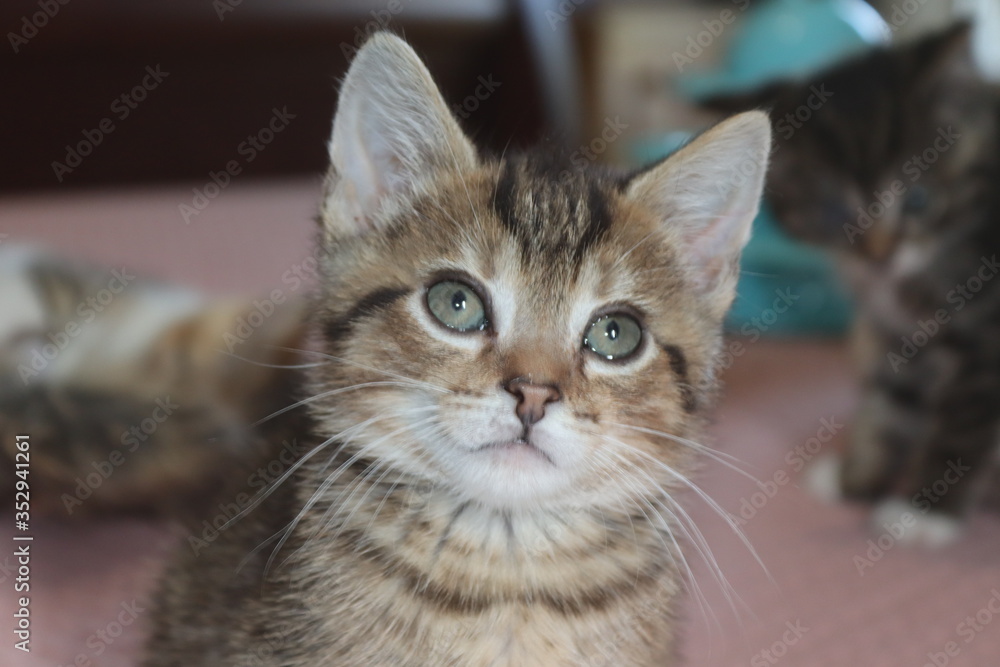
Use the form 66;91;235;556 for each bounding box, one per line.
625;111;771;320
322;33;478;236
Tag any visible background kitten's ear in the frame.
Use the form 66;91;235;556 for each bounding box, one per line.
626;111;771;320
323;33;478;236
699;83;785;116
905;22;974;94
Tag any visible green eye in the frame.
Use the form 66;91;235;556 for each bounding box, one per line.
427;280;487;332
583;313;643;360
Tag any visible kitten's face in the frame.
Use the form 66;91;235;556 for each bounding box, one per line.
314;166;708;510
308;34;769;513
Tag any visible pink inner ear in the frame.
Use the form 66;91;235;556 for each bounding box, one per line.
684;208;749;289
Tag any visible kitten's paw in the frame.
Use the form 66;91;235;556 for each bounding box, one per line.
871;499;964;548
805;454;843;504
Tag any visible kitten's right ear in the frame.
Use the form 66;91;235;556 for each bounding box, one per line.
322;33;478;237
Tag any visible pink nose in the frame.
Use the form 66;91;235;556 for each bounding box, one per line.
504;379;561;427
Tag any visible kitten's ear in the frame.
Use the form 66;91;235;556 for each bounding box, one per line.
626;111;771;319
322;33;477;236
906;22;974;93
699;83;784;116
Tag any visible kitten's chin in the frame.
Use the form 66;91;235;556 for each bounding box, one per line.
454;440;576;511
475;438;555;466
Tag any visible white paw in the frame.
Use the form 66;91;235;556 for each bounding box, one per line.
871;499;964;549
805;454;843;504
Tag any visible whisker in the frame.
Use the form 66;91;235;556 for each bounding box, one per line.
591;446;719;633
603;434;771;588
270;417;437;575
600;445;726;633
215;348;326;370
608;422;763;484
250;381;436;428
265;344;454;395
225;411;398;533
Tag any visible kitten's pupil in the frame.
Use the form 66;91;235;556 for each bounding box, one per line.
451;291;466;312
606;320;620;340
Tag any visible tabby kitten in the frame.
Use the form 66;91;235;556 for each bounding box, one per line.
705;25;1000;546
0;246;307;517
144;34;769;666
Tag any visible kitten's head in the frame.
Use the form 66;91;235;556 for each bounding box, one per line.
309;34;769;512
705;24;986;264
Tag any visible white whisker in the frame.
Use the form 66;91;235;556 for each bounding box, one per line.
266;344;454;395
608;421;763;484
250;381;436;428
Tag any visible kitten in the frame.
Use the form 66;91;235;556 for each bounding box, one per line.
705;24;1000;546
0;245;307;517
144;33;770;666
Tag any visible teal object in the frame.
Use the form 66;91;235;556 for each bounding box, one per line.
629;133;853;337
678;0;888;100
639;0;879;335
725;204;853;337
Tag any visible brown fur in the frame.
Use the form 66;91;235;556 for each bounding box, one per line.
144;34;769;665
0;249;308;518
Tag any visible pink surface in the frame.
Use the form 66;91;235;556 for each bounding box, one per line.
2;182;999;666
0;177;322;295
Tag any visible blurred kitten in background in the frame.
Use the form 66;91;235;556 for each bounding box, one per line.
0;245;308;519
705;24;1000;546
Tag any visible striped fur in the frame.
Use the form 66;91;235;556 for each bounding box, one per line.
145;34;769;665
0;246;307;517
706;24;1000;544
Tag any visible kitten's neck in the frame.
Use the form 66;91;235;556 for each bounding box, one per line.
291;451;677;599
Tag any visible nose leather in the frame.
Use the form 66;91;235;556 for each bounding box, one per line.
505;379;561;427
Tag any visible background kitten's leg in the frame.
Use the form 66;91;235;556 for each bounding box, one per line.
837;380;925;502
808;318;915;502
871;339;999;546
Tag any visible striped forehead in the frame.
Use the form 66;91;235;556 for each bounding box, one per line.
456;223;632;347
490;157;617;268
